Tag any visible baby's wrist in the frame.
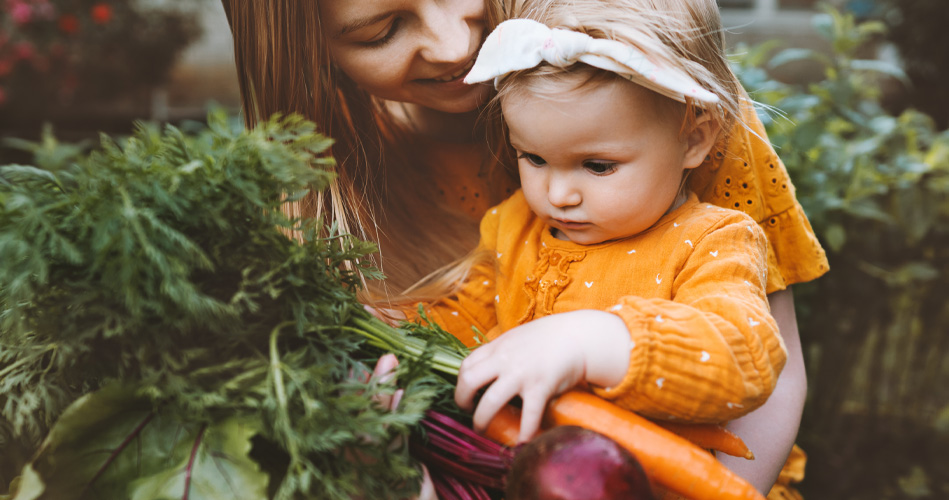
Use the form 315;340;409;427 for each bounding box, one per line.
575;310;631;389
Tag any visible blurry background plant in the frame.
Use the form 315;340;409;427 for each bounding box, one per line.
879;0;949;128
0;0;200;127
733;5;949;498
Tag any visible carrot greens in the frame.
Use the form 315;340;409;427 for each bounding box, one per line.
0;112;454;499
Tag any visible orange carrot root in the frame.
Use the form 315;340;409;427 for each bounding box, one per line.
484;390;766;500
655;421;755;460
484;404;523;448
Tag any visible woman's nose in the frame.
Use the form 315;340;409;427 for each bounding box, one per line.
547;174;582;208
418;4;473;63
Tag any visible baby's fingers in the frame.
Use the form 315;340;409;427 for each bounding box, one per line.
516;392;547;443
470;379;519;434
454;358;497;412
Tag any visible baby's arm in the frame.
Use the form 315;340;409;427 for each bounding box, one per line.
594;213;786;422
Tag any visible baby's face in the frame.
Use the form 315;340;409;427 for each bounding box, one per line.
503;78;702;245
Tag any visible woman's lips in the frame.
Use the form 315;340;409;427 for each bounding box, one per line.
422;56;477;84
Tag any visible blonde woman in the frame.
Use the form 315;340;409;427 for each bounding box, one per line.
220;0;826;495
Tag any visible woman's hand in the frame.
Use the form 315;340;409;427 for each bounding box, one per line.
454;310;631;443
358;354;437;500
367;353;404;411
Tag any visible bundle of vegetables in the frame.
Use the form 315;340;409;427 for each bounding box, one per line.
0;112;449;499
358;319;766;500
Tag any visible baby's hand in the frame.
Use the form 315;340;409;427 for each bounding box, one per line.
454;310;630;443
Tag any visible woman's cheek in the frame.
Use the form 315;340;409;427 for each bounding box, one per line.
333;48;413;99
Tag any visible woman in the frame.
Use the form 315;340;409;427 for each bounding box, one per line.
220;0;826;494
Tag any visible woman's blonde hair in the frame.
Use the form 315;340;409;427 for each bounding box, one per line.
219;1;515;296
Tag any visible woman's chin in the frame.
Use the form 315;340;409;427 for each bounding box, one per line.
414;83;491;115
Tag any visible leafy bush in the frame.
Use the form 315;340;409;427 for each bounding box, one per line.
881;0;949;127
733;6;949;498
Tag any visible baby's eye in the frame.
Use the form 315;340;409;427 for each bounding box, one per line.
518;152;547;167
584;161;617;175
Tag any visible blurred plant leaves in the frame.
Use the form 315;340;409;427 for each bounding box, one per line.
733;5;949;496
12;384;268;500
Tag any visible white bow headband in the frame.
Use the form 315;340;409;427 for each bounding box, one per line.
464;18;720;105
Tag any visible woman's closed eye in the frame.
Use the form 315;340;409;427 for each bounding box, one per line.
518;152;547;167
360;17;403;47
583;161;617;175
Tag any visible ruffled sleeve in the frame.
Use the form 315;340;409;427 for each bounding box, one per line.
593;212;787;422
688;104;829;293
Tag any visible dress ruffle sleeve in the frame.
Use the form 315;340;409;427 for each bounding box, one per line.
688;104;829;293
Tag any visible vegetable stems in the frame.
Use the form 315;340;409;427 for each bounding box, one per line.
349;317;465;376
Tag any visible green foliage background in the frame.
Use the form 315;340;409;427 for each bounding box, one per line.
733;7;949;499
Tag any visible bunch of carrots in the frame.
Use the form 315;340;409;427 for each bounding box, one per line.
353;316;766;500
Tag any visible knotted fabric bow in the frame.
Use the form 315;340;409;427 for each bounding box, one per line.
464;18;720;105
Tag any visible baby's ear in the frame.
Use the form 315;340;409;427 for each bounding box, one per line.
682;111;720;170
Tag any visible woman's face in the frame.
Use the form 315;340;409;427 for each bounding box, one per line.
319;0;491;114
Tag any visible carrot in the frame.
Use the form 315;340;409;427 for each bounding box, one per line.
654;421;754;460
485;391;765;500
484;404;523;448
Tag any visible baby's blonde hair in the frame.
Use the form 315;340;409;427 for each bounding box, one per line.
495;0;744;140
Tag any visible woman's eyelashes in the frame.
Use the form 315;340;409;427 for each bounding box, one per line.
360;17;403;47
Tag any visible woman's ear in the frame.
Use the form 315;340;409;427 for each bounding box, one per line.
682;111;721;170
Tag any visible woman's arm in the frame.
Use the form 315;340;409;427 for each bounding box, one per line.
719;288;807;493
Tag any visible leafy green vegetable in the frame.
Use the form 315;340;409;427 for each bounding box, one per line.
0;110;449;499
13;385;268;500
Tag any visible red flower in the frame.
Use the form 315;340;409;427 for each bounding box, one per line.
10;2;32;25
58;14;80;35
14;41;34;61
48;42;66;59
91;3;112;24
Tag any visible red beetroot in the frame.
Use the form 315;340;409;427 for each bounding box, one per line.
506;425;657;500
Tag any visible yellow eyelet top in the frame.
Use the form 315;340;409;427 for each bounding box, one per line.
687;104;829;292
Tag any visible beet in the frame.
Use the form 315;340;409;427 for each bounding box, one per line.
506;425;657;500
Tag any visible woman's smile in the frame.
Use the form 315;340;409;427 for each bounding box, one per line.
427;56;477;83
